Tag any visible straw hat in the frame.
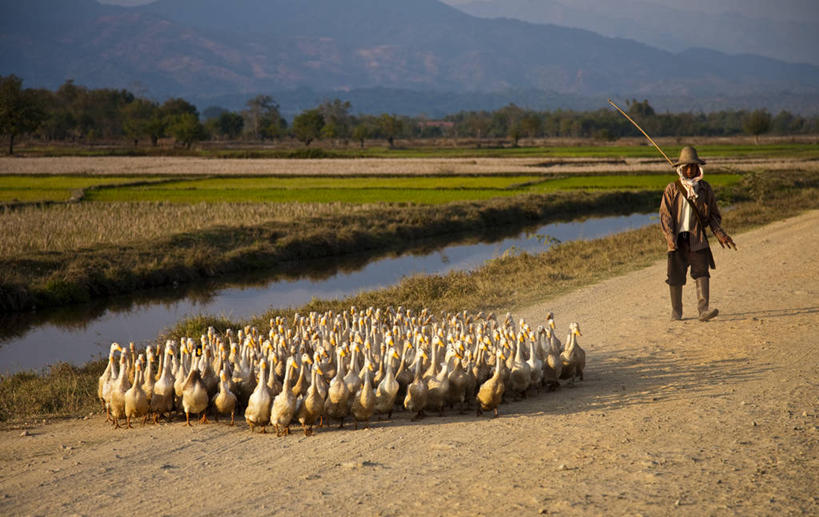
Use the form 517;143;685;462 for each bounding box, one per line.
673;146;706;167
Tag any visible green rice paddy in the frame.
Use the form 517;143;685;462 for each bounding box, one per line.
2;173;743;204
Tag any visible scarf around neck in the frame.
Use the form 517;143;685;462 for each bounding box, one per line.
676;165;703;200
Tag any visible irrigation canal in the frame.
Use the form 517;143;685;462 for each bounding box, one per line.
0;212;655;373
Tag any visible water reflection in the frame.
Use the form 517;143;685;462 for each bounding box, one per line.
0;212;655;373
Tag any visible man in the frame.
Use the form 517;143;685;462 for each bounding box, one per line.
659;146;736;321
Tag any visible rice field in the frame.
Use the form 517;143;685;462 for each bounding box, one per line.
84;173;742;204
0;175;159;202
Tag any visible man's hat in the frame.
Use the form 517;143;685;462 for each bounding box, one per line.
673;146;706;167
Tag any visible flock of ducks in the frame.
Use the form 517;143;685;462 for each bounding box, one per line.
98;307;586;435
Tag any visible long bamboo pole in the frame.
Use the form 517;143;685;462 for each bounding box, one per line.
607;98;675;168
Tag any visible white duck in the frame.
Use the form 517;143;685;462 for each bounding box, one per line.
271;356;299;436
124;359;149;428
559;322;586;384
245;359;273;433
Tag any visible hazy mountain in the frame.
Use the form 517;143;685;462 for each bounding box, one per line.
451;0;819;66
2;0;818;115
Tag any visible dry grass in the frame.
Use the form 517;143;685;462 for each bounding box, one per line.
0;201;374;257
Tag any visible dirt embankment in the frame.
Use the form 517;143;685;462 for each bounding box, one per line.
1;210;816;516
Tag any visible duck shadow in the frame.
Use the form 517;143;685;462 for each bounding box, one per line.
500;351;773;420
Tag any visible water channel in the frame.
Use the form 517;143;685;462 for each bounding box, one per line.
0;212;656;374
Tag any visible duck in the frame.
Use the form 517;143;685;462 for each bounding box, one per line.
291;353;312;399
447;350;469;412
476;347;506;418
181;361;210;426
343;344;363;403
271;356;299;436
99;343;122;422
351;360;375;429
374;347;401;419
109;348;131;429
460;350;478;408
559;322;586;383
212;370;238;425
403;350;429;421
508;334;531;399
527;338;544;391
142;346;156;402
245;359;273;433
426;350;452;416
296;363;325;436
150;343;176;423
546;312;562;350
199;347;219;399
324;347;351;428
543;327;563;390
173;344;190;409
473;340;492;387
124;358;149;428
394;341;414;403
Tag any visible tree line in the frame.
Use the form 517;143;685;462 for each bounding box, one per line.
2;75;818;154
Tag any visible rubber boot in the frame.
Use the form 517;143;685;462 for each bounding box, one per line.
669;285;683;321
696;277;719;321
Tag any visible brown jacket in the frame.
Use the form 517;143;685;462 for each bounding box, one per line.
659;180;727;253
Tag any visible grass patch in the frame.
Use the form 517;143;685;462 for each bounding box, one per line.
0;359;105;422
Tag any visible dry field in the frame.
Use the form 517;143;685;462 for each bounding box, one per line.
0;202;371;257
2;155;817;176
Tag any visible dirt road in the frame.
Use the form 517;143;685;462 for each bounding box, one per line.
1;210;816;516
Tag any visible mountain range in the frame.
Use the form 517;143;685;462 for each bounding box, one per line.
450;0;819;67
2;0;818;116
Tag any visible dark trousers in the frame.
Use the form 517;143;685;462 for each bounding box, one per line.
667;232;711;286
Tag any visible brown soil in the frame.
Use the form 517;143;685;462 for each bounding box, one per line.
1;210;817;516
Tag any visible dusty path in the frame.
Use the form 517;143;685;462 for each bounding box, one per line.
1;210;817;516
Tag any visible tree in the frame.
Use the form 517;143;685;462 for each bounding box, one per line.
352;122;371;148
292;109;325;146
627;98;655;118
318;98;352;141
520;113;542;138
216;112;244;140
743;109;771;144
122;98;159;146
167;113;207;149
378;113;403;148
242;95;284;140
0;75;45;154
160;97;198;118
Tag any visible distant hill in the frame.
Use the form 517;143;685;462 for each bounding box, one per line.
453;0;819;67
2;0;819;115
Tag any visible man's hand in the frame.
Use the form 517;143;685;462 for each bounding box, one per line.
718;233;737;250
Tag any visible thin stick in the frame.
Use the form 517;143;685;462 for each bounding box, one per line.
607;99;674;168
